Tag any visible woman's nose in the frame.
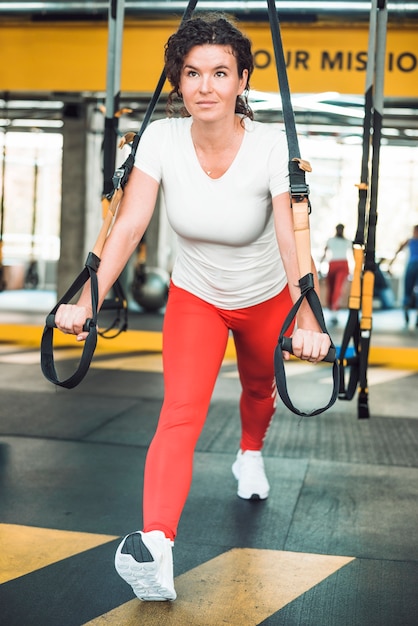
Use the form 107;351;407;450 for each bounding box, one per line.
199;75;213;92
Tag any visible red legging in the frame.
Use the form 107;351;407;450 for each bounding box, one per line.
327;260;349;311
143;282;293;540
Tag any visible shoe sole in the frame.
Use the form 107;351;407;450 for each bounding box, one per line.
238;491;267;500
115;536;176;601
232;461;269;500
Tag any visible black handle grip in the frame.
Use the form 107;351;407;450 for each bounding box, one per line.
45;314;94;333
281;336;336;363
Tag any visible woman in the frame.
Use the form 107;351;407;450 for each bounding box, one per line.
391;224;418;326
320;223;351;325
55;13;330;601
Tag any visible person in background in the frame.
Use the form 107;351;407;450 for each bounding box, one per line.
373;259;395;311
55;13;330;602
390;224;418;327
320;223;352;325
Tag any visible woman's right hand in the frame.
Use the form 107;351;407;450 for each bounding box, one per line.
54;304;93;342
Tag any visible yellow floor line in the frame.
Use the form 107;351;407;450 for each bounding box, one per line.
0;523;355;624
0;324;237;358
0;523;117;584
367;345;418;370
92;353;163;372
84;548;355;626
1;324;164;353
1;324;417;370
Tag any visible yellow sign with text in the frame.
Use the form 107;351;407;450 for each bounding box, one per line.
249;24;417;96
0;21;416;97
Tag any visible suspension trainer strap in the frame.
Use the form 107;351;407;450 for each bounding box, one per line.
41;253;100;389
267;0;338;416
40;188;122;388
274;275;339;416
98;277;128;338
358;0;387;418
338;0;376;403
338;0;387;419
40;0;198;388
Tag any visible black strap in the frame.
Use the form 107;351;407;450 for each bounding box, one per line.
267;0;338;416
98;279;128;339
274;274;339;417
338;308;360;400
40;253;100;389
267;0;299;161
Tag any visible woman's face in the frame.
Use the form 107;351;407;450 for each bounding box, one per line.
179;44;248;123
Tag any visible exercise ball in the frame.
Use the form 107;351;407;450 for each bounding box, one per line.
131;266;169;312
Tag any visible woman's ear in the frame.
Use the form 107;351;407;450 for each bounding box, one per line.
238;68;249;95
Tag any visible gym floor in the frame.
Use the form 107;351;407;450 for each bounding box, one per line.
0;293;417;626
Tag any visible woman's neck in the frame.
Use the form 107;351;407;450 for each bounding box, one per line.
191;114;244;153
191;115;245;178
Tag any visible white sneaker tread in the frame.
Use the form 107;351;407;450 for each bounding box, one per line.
115;531;176;601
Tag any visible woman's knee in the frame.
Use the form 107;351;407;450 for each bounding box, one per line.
157;402;207;443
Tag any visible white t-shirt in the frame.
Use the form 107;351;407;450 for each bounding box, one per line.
326;236;351;262
135;116;289;309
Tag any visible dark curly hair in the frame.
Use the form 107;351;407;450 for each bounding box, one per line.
164;13;254;119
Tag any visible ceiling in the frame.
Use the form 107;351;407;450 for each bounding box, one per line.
0;1;417;21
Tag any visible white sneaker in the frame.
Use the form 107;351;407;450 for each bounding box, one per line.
232;449;270;500
114;530;176;601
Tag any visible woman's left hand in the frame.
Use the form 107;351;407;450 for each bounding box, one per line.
283;328;331;363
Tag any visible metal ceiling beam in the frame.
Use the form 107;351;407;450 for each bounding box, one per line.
0;1;417;18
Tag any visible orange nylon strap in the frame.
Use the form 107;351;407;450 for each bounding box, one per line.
292;199;312;278
93;186;123;257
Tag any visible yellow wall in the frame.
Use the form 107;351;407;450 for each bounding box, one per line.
1;20;417;96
